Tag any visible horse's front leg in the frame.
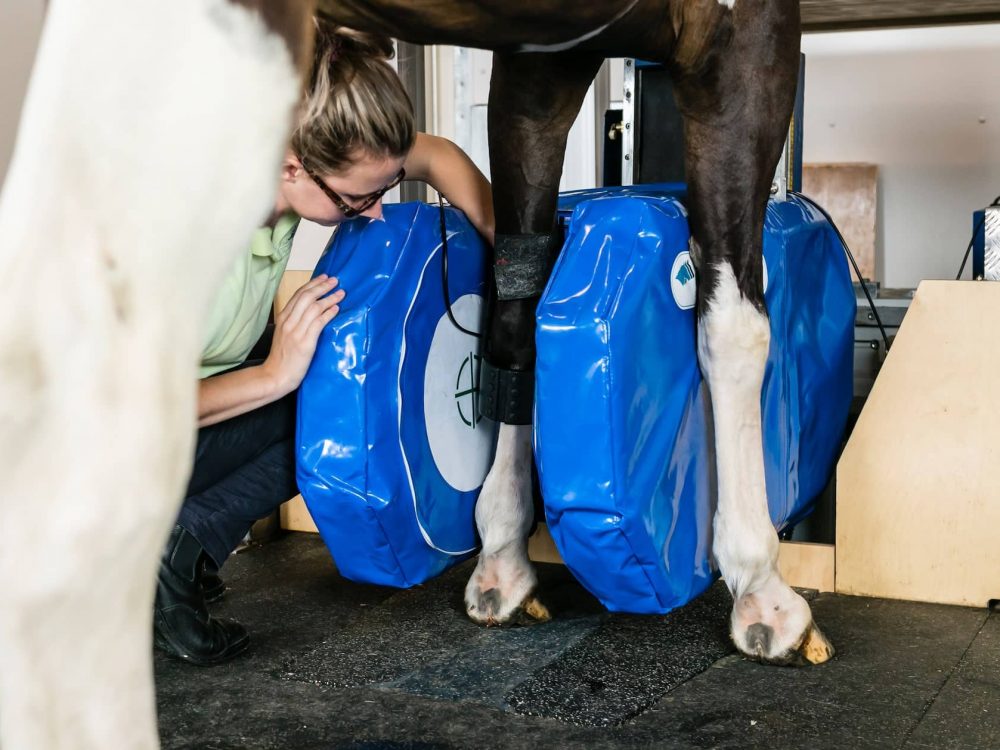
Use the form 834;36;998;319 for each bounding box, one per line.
674;0;834;664
464;423;549;624
465;49;603;625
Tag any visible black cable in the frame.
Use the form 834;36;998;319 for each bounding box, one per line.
440;189;897;352
956;195;1000;281
790;191;891;353
437;193;482;338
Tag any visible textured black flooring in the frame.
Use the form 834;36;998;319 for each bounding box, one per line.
155;533;1000;750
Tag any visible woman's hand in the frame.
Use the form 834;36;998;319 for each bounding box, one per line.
262;274;345;396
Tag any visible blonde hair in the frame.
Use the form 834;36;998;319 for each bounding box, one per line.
291;24;415;174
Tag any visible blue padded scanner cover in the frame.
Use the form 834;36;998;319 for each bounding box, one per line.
297;203;496;588
535;188;854;614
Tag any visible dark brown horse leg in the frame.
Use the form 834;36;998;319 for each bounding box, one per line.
480;49;606;425
673;0;832;665
464;49;603;626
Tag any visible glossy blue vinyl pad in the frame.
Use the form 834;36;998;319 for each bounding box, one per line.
535;188;854;614
297;203;496;588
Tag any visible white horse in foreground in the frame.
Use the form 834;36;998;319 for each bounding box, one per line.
0;2;308;746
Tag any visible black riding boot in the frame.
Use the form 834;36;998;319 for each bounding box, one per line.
201;557;226;603
154;525;249;665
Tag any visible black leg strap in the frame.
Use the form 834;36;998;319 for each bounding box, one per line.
494;232;562;301
478;359;534;425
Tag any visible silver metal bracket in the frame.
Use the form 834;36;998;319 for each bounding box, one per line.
621;58;635;186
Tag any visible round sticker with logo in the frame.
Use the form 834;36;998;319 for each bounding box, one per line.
671;252;769;309
670;251;697;310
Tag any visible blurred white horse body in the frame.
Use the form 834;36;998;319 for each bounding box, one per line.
0;1;304;747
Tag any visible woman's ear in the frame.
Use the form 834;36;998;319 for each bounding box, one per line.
280;152;302;184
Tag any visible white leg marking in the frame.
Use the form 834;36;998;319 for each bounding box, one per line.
697;262;776;599
717;0;738;9
464;423;539;624
699;262;828;664
0;1;299;747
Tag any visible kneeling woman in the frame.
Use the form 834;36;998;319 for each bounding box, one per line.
154;25;493;665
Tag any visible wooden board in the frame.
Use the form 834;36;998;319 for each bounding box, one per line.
281;511;832;593
802;163;878;283
801;0;1000;32
837;281;1000;607
528;525;833;592
280;495;318;533
527;523;564;565
777;542;836;593
274;270;313;317
277;270;321;535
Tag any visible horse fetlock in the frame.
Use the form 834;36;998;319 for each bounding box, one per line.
713;520;778;591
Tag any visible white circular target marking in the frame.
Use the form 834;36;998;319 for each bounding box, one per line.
424;294;497;491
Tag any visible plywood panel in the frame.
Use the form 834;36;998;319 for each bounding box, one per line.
803;163;878;283
837;281;1000;607
529;525;833;593
527;524;564;565
280;506;569;562
802;0;1000;31
282;510;832;594
280;494;318;533
274;270;313;318
277;271;319;535
777;542;836;593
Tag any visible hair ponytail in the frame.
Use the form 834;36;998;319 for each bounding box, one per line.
291;22;415;174
313;24;395;65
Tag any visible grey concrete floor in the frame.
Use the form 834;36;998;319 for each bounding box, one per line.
155;533;1000;750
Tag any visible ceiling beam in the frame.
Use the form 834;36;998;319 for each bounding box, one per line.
802;0;1000;32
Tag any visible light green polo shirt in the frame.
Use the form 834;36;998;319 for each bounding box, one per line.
199;212;300;378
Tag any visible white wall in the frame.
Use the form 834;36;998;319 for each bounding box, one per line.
0;1;46;187
802;25;1000;286
450;47;600;193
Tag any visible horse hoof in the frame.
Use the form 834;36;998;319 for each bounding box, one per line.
798;622;836;664
731;583;836;666
466;589;551;627
735;619;835;666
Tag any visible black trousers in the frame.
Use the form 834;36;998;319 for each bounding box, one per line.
176;359;298;568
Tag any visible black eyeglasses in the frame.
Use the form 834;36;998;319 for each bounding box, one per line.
299;157;405;218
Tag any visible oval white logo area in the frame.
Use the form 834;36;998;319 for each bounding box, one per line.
423;294;498;492
762;256;769;294
671;251;697;310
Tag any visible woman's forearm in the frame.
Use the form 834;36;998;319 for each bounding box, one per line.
197;364;288;428
406;133;495;244
434;141;494;243
198;275;343;428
